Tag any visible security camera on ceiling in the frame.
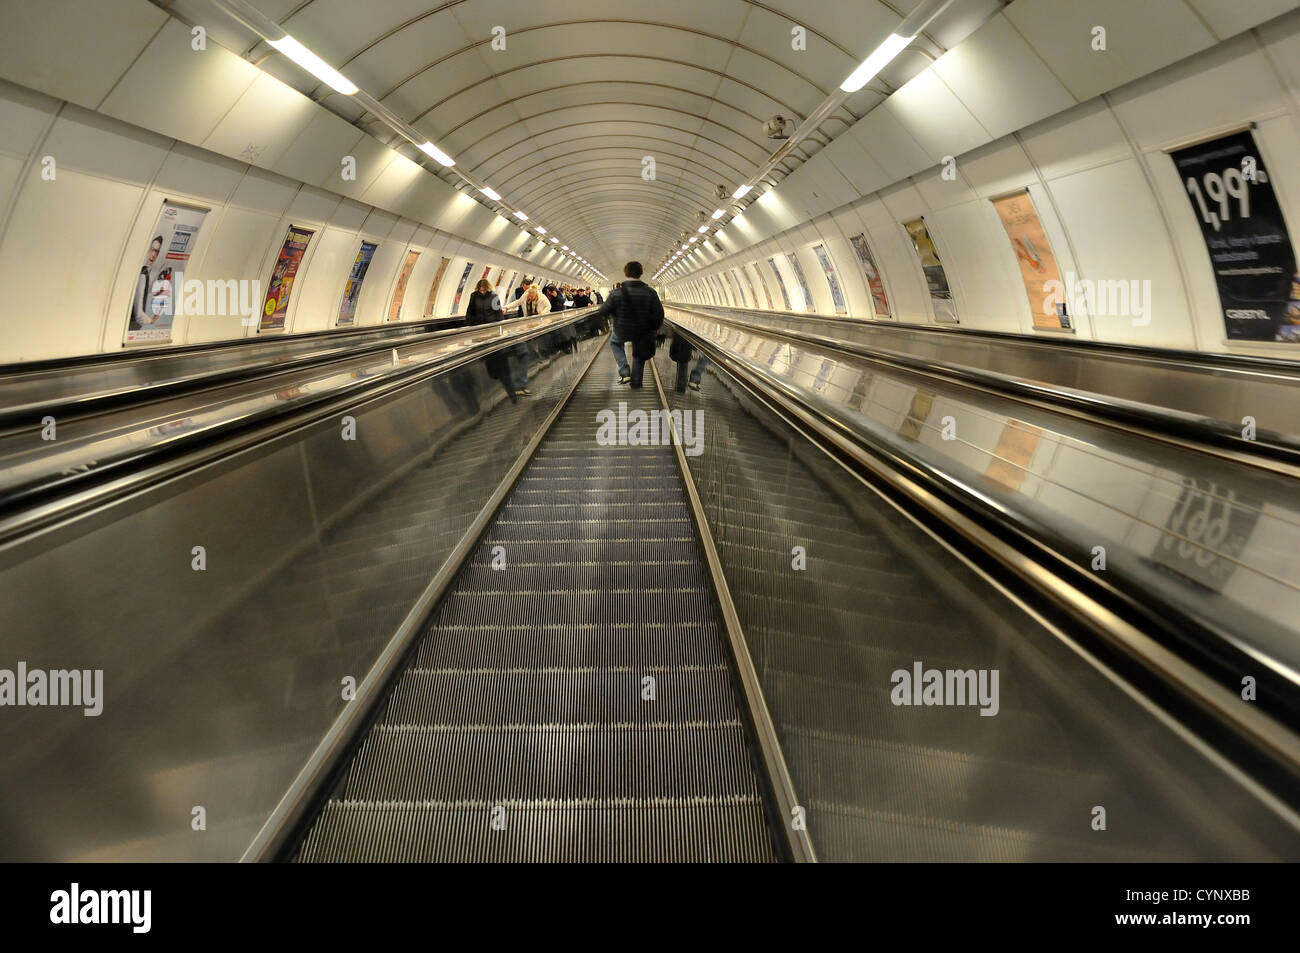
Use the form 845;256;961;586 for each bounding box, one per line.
763;115;792;140
713;185;730;201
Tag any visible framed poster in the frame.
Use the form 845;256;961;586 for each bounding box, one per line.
259;225;314;332
336;240;377;327
786;252;815;312
812;243;848;315
124;199;209;345
423;255;451;317
848;232;890;318
738;266;759;309
450;261;475;314
1170;129;1299;343
388;249;420;321
751;263;775;310
767;257;792;310
903;217;958;324
992;191;1071;331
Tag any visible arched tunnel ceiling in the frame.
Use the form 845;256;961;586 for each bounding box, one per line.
181;0;1002;277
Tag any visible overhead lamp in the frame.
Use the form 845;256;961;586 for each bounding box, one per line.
732;184;753;199
479;186;501;201
711;208;726;219
550;237;559;243
417;141;455;167
689;237;698;243
561;246;568;250
536;227;547;234
513;210;528;220
839;33;910;92
267;35;358;95
697;225;709;233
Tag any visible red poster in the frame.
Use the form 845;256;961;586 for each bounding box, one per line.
259;225;314;332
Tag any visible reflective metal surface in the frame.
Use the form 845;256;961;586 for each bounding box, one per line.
0;322;598;860
678;305;1300;451
0;318;461;425
652;336;1300;860
668;311;1300;685
0;310;597;511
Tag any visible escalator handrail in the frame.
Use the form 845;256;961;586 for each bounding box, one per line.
672;306;1300;475
676;302;1300;377
667;319;1300;821
0;315;525;427
0;308;600;548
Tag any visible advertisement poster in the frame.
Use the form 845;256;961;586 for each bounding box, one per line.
903;217;958;323
786;252;815;312
450;262;475;314
848;232;891;318
992;191;1070;331
767;257;793;310
493;267;505;287
124;200;209;345
423;255;451;317
388;249;420;321
738;267;759;309
812;243;848;315
728;270;747;307
1170;129;1299;343
752;263;775;310
336;240;377;327
259;225;314;332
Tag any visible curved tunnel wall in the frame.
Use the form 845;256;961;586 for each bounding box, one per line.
669;8;1300;358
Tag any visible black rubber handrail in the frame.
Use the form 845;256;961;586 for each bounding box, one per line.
0;310;598;547
668;319;1300;822
677;307;1300;474
676;302;1300;375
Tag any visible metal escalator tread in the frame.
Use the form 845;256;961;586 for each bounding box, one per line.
296;363;781;862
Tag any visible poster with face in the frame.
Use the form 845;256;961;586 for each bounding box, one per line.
848;233;890;318
124;200;209;345
992;192;1070;331
812;243;848;315
337;240;377;327
423;256;451;318
786;252;815;312
450;262;475;314
903;218;958;324
388;249;421;321
259;225;315;332
1170;129;1299;343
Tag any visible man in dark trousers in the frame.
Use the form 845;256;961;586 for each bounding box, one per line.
597;261;664;388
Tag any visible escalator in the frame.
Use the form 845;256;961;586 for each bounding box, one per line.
293;361;782;861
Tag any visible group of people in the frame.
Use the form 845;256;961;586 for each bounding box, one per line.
462;260;701;398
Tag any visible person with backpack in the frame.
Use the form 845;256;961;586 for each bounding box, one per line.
597;261;664;388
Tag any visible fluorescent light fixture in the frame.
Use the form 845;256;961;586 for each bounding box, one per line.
711;208;726;219
268;35;358;95
550;237;558;243
479;186;501;201
689;237;698;243
681;244;688;250
697;225;709;233
535;227;547;234
732;184;753;199
840;32;911;92
513;210;528;220
561;246;569;250
416;141;455;167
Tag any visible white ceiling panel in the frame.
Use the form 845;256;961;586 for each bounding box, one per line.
101;19;259;147
884;68;991;164
932;14;1076;141
0;0;166;111
1005;0;1215;102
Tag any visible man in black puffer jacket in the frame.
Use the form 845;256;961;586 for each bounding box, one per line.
597;261;664;388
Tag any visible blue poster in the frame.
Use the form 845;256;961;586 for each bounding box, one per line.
337;240;377;327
